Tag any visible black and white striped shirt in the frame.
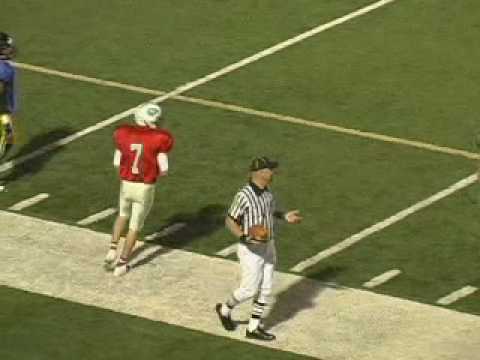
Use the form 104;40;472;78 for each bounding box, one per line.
228;182;277;240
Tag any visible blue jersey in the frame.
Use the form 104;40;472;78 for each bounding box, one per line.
0;60;16;113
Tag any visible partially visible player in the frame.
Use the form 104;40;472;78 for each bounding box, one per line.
105;103;174;276
0;32;17;160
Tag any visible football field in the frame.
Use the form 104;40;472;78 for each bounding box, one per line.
1;1;480;359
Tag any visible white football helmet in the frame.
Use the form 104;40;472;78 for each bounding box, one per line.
134;103;162;128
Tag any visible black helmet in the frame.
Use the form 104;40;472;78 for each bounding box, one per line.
0;32;15;60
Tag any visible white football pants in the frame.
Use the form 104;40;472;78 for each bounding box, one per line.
118;180;155;231
233;240;276;304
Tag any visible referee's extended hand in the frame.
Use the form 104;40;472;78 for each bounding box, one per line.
285;210;302;224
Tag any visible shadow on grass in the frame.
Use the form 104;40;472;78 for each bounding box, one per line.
265;265;346;329
1;128;74;183
130;204;225;269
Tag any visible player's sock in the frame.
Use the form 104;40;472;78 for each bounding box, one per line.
247;300;266;332
117;256;128;266
221;295;239;317
2;122;14;156
113;256;130;276
105;243;119;264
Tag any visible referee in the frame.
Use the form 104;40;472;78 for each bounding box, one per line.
215;156;302;341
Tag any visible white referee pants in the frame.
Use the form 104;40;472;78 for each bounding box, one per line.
233;241;276;304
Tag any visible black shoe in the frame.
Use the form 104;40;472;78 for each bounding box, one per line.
246;327;276;341
215;303;236;331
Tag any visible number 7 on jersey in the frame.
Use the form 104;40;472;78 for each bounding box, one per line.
130;143;143;174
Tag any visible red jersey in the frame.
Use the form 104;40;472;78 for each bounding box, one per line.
114;125;174;184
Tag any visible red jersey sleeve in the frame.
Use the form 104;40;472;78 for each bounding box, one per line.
156;129;174;153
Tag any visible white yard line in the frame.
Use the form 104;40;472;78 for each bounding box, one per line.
77;207;117;226
363;269;402;288
12;63;479;162
0;108;135;173
437;286;478;306
8;193;49;211
175;96;480;161
291;174;478;273
216;243;238;257
13;62;165;97
144;222;187;241
1;0;399;174
145;0;398;104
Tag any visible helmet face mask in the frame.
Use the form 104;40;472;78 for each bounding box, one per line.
134;103;162;128
0;32;15;60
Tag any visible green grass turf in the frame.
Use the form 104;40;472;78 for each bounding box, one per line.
189;0;480;152
1;0;478;320
306;182;480;315
8;69;150;159
0;99;475;311
2;0;373;90
0;286;314;360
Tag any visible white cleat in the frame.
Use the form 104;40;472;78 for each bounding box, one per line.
104;249;118;264
113;263;130;277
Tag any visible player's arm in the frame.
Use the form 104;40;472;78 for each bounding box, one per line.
157;153;168;176
225;192;261;243
113;149;121;168
284;210;302;224
274;209;302;224
0;66;8;96
273;198;302;224
226;192;245;238
0;64;16;113
225;216;243;239
226;213;265;244
112;128;123;168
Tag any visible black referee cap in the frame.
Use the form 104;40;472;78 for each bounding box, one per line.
250;156;279;171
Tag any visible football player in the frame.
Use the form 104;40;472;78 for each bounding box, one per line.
0;32;17;160
106;102;174;276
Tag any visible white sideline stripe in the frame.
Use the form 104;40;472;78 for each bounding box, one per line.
8;193;49;211
13;62;165;97
216;243;237;257
363;269;402;288
3;210;480;360
1;0;398;173
291;174;478;273
77;208;117;226
13;64;480;162
437;286;478;306
144;222;187;241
